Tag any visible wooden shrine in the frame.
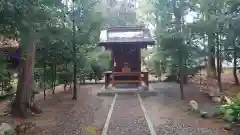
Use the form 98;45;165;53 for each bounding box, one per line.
99;26;154;89
0;39;20;69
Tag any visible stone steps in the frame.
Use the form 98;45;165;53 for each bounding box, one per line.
97;90;158;97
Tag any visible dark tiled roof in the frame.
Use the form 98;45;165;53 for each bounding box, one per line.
99;26;154;45
0;38;19;51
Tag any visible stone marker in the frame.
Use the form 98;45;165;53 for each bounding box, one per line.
200;111;208;119
212;96;222;103
0;123;14;135
223;123;232;131
189;100;199;112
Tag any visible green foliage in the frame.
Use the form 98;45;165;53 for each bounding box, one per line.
141;0;240;81
101;0;138;27
220;96;240;122
0;0;109;94
0;54;14;93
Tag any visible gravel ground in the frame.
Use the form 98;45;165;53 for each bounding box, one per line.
53;85;112;135
38;83;229;135
107;95;151;135
0;82;232;135
155;119;226;135
143;82;229;135
150;82;219;115
0;84;112;135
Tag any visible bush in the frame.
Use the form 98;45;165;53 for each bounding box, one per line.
220;96;240;122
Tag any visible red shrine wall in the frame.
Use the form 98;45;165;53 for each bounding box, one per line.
111;45;141;72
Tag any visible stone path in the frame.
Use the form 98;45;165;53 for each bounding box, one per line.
107;95;151;135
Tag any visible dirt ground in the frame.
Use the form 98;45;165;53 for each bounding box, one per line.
189;70;240;96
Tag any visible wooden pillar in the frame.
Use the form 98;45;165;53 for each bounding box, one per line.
111;50;115;86
111;50;114;71
138;48;141;72
104;73;108;88
138;72;142;85
142;72;149;86
104;72;112;88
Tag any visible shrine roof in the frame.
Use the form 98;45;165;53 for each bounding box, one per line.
99;26;155;46
0;38;19;51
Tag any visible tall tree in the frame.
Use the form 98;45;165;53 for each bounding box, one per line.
0;0;103;117
100;0;138;27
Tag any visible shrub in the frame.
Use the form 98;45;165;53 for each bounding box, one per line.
220;96;240;122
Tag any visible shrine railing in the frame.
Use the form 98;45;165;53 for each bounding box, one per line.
104;71;149;88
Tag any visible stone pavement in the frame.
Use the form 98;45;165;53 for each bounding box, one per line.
107;95;151;135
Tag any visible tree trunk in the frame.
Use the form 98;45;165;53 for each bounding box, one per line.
1;81;4;95
43;62;46;100
179;54;185;100
233;46;239;85
64;81;67;91
54;65;56;89
220;57;223;73
51;64;56;95
183;75;187;84
183;59;187;84
207;33;216;78
216;33;222;92
153;60;161;80
72;2;77;99
11;45;37;118
64;63;68;92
